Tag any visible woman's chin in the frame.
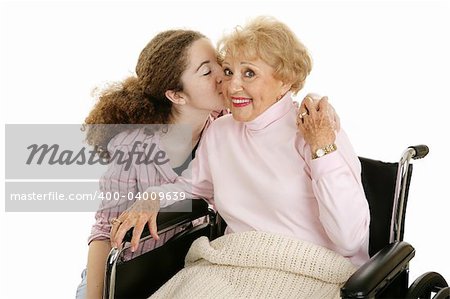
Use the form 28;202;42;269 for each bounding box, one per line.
232;114;251;122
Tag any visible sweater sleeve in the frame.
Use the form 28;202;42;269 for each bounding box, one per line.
145;132;215;208
88;144;138;244
305;130;370;256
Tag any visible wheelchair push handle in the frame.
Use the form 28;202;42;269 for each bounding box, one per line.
392;144;429;243
408;144;429;160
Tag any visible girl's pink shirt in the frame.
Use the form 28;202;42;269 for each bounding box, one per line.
88;111;224;261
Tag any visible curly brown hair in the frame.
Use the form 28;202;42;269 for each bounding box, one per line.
83;29;205;157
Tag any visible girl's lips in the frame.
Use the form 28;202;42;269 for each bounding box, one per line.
231;97;252;108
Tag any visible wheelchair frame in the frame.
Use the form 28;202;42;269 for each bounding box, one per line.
391;146;429;243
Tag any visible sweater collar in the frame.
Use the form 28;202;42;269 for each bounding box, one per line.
244;92;294;131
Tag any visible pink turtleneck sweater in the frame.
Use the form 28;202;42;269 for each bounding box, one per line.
148;92;370;266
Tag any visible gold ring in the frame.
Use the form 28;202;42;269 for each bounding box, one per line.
298;111;308;119
110;218;122;226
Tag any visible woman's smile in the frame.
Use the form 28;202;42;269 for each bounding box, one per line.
231;96;252;108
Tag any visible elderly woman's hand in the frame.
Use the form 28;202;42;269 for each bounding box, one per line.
297;94;337;155
110;196;160;252
298;93;340;132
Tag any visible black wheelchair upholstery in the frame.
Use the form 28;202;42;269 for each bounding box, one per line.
358;157;408;256
104;145;449;299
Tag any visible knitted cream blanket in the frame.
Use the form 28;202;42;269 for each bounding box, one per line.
150;231;356;299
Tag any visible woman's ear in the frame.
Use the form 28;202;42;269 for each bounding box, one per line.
280;81;292;96
165;90;187;105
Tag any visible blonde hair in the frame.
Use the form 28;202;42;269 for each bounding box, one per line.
218;16;312;94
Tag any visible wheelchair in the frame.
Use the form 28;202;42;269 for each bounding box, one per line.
103;145;449;299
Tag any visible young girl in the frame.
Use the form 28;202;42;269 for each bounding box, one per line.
77;29;225;299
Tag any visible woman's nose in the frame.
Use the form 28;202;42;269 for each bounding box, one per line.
229;75;243;92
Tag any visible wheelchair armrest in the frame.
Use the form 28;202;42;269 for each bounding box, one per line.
123;199;211;243
341;241;415;299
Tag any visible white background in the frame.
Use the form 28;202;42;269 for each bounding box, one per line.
1;1;449;298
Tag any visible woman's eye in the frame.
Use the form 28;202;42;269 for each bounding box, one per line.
244;69;255;78
199;64;212;76
223;68;233;76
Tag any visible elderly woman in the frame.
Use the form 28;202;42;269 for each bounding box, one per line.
111;16;370;297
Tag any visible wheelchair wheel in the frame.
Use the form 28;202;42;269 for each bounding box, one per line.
407;271;449;299
433;287;450;299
